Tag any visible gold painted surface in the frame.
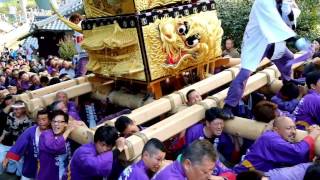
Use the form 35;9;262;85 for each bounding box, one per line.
81;10;223;81
83;0;190;18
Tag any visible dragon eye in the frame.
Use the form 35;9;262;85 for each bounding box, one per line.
177;22;189;35
185;34;200;48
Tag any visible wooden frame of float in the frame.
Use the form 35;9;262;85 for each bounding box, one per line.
14;75;94;102
119;64;281;160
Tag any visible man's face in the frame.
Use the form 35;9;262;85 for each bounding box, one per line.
5;68;11;75
13;107;26;118
311;80;320;94
143;150;166;173
56;102;68;113
51;115;67;135
225;39;234;50
274;117;297;143
95;141;112;154
21;73;29;81
37;114;50;131
31;76;40;84
183;157;215;180
8;86;17;94
56;93;68;104
207;118;224;136
187;91;202;106
123;124;140;137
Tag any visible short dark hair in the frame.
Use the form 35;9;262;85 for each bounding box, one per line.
279;82;299;100
50;110;69;123
49;77;60;86
236;171;265;180
40;76;49;84
37;109;49;118
142;138;166;156
205;107;229;122
50;100;65;111
115;116;134;133
253;101;278;123
94;126;119;147
18;71;27;79
69;13;82;23
303;162;320;180
306;71;320;89
182;140;216;165
186;89;196;101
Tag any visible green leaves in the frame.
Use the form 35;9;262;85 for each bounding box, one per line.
58;36;77;61
215;0;320;50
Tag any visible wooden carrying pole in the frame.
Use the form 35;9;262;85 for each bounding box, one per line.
120;65;280;160
27;82;93;112
15;75;93;102
102;58;272;128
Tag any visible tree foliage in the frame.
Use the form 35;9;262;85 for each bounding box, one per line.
216;0;320;49
58;36;77;61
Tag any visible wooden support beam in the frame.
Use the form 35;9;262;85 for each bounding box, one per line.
103;64;240;127
102;59;273;128
15;75;93;102
27;82;93;112
120;65;280;160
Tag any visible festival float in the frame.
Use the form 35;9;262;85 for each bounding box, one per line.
16;0;320;161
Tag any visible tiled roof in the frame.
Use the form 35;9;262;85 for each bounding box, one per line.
33;0;83;31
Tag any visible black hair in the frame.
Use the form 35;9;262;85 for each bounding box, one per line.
59;73;68;79
186;89;196;101
115;116;134;133
40;76;49;84
37;108;49;118
18;71;27;79
205;107;229;122
306;71;320;89
94;125;119;147
279;82;299;100
303;162;320;180
48;77;61;86
236;171;265;180
50;100;66;112
142;138;166;155
50;110;69;123
181;140;216;165
253;100;278;123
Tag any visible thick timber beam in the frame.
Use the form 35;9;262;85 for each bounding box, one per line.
15;75;93;102
120;65;280;160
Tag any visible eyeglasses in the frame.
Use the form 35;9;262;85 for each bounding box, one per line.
51;120;66;124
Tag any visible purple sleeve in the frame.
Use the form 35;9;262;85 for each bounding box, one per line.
6;127;33;161
185;128;195;146
267;136;311;164
305;96;320;123
78;150;114;177
39;132;66;155
217;134;235;162
214;159;234;175
271;96;299;113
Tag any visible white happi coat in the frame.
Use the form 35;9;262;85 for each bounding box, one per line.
241;0;297;71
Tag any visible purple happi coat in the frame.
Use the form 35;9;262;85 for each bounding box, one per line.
38;130;71;180
6;125;39;178
152;160;185;180
294;90;320;130
233;130;315;173
70;143;116;180
118;160;150;180
185;123;235;163
67;101;81;121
